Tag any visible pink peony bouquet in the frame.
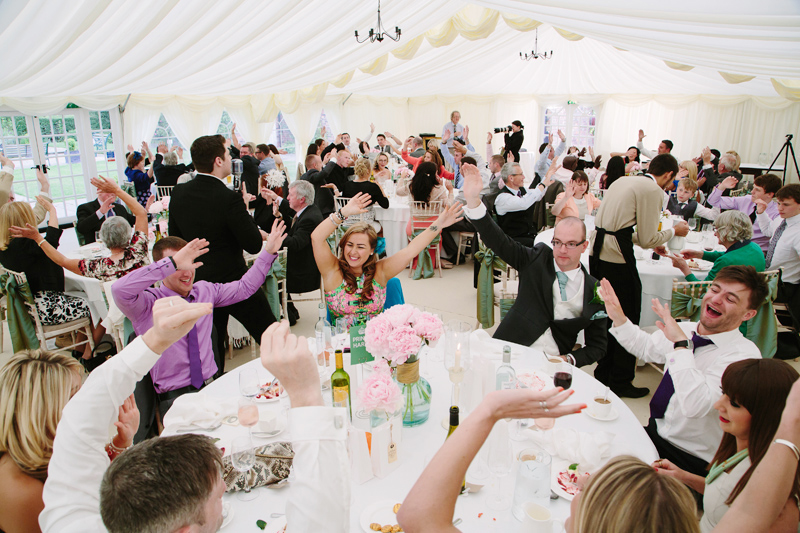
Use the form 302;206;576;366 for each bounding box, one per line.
396;167;412;181
148;197;170;215
364;305;443;366
357;361;402;414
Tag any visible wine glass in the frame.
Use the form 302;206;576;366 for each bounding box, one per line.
231;434;258;501
468;439;491;481
510;383;532;441
688;218;697;231
553;361;573;390
486;422;514;510
335;317;348;349
238;397;259;435
239;369;261;398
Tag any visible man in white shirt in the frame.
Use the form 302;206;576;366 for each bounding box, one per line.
756;183;800;330
598;265;766;476
534;130;566;178
40;299;349;533
343;124;375;155
494;162;553;246
637;129;673;160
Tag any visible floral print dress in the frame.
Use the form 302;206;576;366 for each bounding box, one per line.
324;275;386;328
78;231;150;281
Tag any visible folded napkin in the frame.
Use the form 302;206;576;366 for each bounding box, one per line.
162;393;237;432
528;427;614;471
469;329;506;359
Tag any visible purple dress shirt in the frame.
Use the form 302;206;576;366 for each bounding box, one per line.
112;250;277;393
706;187;779;251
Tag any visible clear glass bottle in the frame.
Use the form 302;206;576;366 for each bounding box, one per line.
314;303;332;367
495;345;516;390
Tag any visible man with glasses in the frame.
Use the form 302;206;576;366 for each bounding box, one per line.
460;163;608;367
494;162;554;246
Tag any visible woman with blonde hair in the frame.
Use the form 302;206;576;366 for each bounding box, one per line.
680;159;699;182
0;350;82;532
312;193;462;326
343;157;390;209
372;152;392;184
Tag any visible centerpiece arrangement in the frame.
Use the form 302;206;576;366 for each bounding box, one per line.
364;305;443;427
147;196;170;241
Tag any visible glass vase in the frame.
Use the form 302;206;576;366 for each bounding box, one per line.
393;359;432;427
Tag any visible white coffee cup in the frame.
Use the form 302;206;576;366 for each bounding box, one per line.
543;355;562;376
590;396;613;419
522;502;564;532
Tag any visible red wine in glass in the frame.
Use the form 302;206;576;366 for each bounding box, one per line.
554;372;572;389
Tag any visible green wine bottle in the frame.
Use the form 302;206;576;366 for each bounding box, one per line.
446;405;466;494
331;349;351;419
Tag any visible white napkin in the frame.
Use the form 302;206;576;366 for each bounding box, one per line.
469;330;505;359
528;427;614;471
162;393;237;432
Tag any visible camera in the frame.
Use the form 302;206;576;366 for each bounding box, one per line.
452;136;466;145
494;126;512;134
31;164;49;172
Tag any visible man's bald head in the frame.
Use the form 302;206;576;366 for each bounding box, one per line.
552;217;588;272
555;216;586;242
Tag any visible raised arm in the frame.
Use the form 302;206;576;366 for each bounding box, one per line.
91;175;148;234
311;194;372;285
397;388;583;533
142;142;155;179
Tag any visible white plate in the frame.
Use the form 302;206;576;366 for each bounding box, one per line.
582;407;619;422
688;259;714;272
252;417;286;439
263;516;287;532
220;502;234;529
359;499;403;532
515;368;554;392
551;460;593;501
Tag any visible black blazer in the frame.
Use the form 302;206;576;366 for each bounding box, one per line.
503;130;524;162
255;201;324;294
168;174;263;283
153;153;194;186
471;211;607;367
343;180;389;209
75;199;136;244
0;227;64;293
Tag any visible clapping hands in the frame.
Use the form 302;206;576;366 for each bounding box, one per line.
341;192;372;217
264;219;287;254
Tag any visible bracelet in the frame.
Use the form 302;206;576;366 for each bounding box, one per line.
337;208;345;220
37;239;46;247
107;440;131;455
774;439;800;462
329;213;342;226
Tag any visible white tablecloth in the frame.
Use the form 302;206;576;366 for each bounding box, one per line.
535;228;718;327
375;197;411;257
64;248;109;326
167;335;657;532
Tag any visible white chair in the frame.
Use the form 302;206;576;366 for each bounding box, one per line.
408;201;444;278
156;185;174;199
102;280;127;352
455;232;475;265
0;266;95;354
334;196;378;228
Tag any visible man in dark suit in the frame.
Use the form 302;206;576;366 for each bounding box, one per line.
461;162;607;366
153;144;193;186
168;134;274;376
316;148;355;214
300;153;335;217
75;186;136;244
255;180;324;325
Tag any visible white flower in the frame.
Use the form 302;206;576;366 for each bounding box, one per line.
264;169;286;188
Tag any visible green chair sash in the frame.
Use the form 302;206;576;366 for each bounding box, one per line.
0;273;39;352
411;229;439;280
670;291;704;322
475;242;508;329
744;273;779;358
262;252;287;320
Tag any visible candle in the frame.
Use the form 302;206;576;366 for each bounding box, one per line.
455;343;461;371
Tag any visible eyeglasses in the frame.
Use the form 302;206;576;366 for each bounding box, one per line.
551;239;585;249
510;173;524;177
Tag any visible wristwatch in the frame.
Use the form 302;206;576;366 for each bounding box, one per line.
673;339;693;351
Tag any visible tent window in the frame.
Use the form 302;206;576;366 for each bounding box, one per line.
314;110;335;143
36;113;87;220
269;112;297;177
217;110;233;140
89;111;119;183
151;114;182;149
1;114;39;205
543;104;596;148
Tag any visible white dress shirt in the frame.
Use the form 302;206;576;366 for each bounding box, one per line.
531;262;584;356
609;320;761;462
757;212;800;283
493;186;544;215
40;337;350;533
636;140;656;160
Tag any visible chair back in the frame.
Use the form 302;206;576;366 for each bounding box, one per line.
73;220;87;246
409;201;443;231
156;186;174;199
670;278;714;321
335;197;376;226
0;265;45;343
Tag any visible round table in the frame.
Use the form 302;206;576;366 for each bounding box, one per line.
375;197;411;257
170;335;657;532
535;228;719;327
64;245;110;325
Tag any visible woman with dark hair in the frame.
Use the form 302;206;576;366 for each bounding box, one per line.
654;359;800;532
125;142;154;208
399;143;454;181
502;120;524;162
552;170;602;223
600;155;627;189
311;194;462;326
396;162;450;205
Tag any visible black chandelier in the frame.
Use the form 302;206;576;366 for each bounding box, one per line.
355;0;401;43
520;27;553;61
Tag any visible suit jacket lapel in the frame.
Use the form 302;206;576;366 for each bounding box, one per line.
541;253;556;319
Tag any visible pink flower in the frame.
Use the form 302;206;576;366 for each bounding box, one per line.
413;312;443;343
160;196;171;209
364;315;393;359
358;370;402;413
387;325;422;364
382;304;418;328
148;202;164;214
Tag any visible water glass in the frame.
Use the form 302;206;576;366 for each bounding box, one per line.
688;218;697;231
239;369;261;398
238;397;259;429
231;434;257;501
335;317;348;348
512;446;552;520
486;422;514;510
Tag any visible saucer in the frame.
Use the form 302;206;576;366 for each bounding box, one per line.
220;502;234;529
583;407;619;422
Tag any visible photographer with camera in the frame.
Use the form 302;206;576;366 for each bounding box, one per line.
497;120;524;162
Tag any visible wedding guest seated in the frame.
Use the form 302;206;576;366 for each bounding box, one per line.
494;162;553;246
598;266;766;477
152;144;192;187
16;177;150;283
76;180;136;245
667;211;764;283
400;138;454;181
708;173;782;252
534;130;566;178
395;161;451;211
373;152;392;183
0;350;82;533
39;305;350;533
552;155;578;185
343;158;390;208
440;130;485;188
461;164;607;367
552;170;602;223
654;358;800;532
255;142;277;173
637;129;674;159
256;181;324;325
0;155;52;224
113;226;285;416
599;155;626;189
610;146;641;174
124;142;154;208
700;150;742;197
300;153;335;216
317;147;355;199
667;178;717;221
0;199;101;365
756;183;800;331
311;194;462;327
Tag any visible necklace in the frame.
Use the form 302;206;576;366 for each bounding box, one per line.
705;449;748;485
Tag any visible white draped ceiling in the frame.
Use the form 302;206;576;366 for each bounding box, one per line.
1;1;799;179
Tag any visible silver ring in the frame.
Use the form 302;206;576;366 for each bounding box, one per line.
540;401;547;410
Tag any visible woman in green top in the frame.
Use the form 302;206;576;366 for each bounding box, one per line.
669;210;765;282
652;359;800;532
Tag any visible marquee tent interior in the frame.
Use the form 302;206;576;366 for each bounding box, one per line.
1;0;800;185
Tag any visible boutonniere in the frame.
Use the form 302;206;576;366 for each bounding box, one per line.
590;281;604;305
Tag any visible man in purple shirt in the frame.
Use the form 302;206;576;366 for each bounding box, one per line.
707;173;782;252
112;223;286;417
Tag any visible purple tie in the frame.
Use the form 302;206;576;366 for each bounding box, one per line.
649;333;714;419
187;324;204;389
